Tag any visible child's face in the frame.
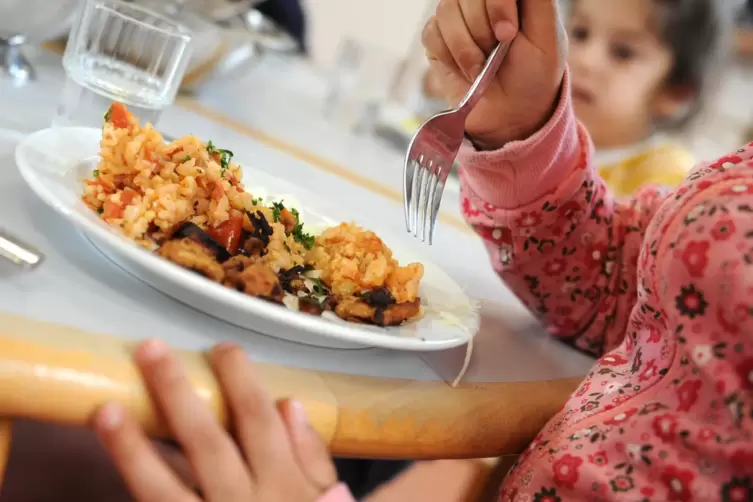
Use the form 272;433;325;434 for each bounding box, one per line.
568;0;674;149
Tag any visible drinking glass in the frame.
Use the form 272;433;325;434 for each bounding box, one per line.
53;0;193;128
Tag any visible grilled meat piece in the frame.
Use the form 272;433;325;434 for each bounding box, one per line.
157;238;225;282
224;259;284;302
241;235;266;257
170;222;232;262
334;297;420;326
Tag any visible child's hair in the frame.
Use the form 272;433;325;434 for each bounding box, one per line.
651;0;726;129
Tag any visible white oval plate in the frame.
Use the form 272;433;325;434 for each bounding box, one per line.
16;127;479;351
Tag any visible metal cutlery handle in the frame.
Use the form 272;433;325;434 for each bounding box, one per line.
0;230;43;268
457;41;510;116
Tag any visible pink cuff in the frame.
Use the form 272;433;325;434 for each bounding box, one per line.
317;483;356;502
458;69;583;209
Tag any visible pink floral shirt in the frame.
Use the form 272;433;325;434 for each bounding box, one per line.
459;75;753;502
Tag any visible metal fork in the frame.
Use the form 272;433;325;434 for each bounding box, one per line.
403;41;510;244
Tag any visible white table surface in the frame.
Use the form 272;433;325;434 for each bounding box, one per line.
0;47;594;384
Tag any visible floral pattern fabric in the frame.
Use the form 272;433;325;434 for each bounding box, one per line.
459;90;753;501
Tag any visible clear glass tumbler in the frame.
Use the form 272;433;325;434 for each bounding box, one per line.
53;0;193;128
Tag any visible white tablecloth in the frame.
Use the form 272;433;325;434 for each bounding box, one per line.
0;47;594;384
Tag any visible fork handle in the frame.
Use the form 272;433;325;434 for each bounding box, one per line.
456;41;511;117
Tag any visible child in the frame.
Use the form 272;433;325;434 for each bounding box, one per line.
442;0;720;199
566;0;722;198
420;0;753;499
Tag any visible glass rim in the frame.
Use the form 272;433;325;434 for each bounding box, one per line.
88;0;193;43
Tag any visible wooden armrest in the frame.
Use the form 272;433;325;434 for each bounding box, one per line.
0;313;578;478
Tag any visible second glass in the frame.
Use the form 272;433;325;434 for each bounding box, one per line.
53;0;193;128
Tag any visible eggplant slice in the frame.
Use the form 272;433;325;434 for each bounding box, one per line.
358;287;395;309
278;265;310;294
246;210;273;246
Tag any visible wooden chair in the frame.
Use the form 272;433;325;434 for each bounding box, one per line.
0;313;579;493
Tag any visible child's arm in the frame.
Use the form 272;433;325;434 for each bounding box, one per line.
460;76;670;357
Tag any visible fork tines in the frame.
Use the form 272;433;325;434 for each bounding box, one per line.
403;153;444;244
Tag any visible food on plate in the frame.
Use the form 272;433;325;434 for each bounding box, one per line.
81;103;424;326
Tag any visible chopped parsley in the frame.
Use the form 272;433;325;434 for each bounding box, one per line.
251;197;262;206
92;169;99;177
290;207;315;249
271;200;285;222
206;140;234;173
103;107;111;122
97;206;104;214
285;204;315;248
291;222;315;249
183;155;191;162
263;200;315;249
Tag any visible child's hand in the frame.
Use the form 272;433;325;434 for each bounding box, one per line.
422;0;566;149
92;340;338;502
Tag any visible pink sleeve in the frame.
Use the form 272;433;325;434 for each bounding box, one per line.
459;70;670;357
316;483;356;502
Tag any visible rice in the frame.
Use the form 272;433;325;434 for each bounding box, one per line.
306;222;424;303
82;103;422;310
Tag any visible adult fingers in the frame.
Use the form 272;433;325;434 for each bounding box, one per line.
93;403;200;502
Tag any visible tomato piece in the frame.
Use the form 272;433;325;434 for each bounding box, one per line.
85;178;106;188
207;212;244;253
211;182;225;200
102;199;123;219
120;189;138;206
86;176;115;193
108;103;130;129
229;175;243;190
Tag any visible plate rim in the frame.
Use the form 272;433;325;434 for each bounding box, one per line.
15;126;479;351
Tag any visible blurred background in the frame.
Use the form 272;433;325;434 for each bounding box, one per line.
3;0;753;173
